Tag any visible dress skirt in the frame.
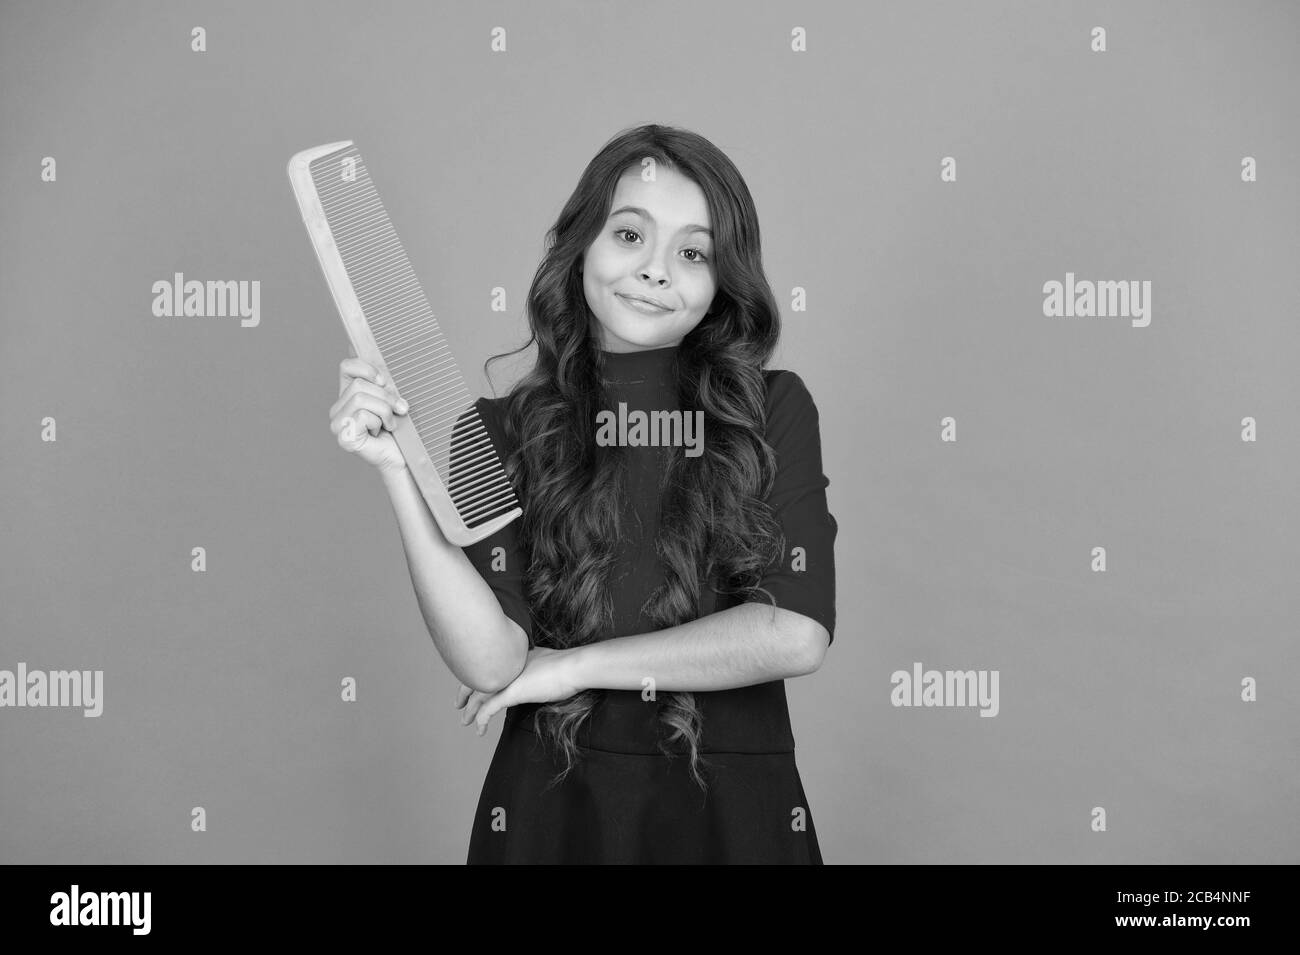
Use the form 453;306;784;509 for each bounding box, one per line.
466;688;824;865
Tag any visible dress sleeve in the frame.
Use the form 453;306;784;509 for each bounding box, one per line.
450;397;534;648
747;370;838;645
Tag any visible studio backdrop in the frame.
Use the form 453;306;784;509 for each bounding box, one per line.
1;0;1297;864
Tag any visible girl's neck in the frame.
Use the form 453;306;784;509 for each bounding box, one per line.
597;341;680;385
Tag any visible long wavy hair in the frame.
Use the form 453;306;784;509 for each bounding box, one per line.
482;124;785;791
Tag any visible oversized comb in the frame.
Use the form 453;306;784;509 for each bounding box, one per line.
288;141;521;546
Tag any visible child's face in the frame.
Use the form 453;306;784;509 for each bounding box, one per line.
582;166;717;353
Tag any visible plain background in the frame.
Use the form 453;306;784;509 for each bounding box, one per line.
2;0;1297;864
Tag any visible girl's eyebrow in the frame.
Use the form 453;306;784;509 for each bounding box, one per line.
609;205;712;239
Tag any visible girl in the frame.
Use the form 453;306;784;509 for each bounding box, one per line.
329;124;837;864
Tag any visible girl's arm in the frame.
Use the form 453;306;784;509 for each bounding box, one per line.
460;602;827;734
381;465;528;693
568;601;829;693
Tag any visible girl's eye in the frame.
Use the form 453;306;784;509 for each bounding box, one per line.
615;228;709;264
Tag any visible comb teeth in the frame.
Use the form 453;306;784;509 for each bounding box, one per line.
304;144;520;531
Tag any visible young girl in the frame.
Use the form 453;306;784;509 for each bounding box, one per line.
329;124;837;864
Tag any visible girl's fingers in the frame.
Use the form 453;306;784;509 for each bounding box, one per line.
331;393;399;435
461;691;486;725
455;684;511;732
337;417;366;451
339;356;388;392
334;410;382;450
330;406;377;440
475;685;516;735
353;409;382;437
329;378;405;421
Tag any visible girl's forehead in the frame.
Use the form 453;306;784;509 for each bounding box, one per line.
608;174;712;233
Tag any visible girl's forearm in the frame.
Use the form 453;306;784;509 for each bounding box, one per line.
380;465;528;692
568;602;827;693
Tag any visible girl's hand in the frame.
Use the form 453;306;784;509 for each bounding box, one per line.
454;646;585;735
329;354;410;474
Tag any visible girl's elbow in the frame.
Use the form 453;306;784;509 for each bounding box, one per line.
469;657;522;694
794;622;830;675
465;621;529;693
472;669;514;694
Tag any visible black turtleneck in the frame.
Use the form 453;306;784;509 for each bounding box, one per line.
597;342;681;387
594;342;683;636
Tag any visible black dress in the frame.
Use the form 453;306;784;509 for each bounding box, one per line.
456;343;837;864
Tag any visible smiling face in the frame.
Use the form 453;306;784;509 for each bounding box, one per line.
582;165;718;353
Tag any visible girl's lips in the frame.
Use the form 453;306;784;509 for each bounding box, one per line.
617;293;672;313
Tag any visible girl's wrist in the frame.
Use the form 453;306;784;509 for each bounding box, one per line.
564;644;596;693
